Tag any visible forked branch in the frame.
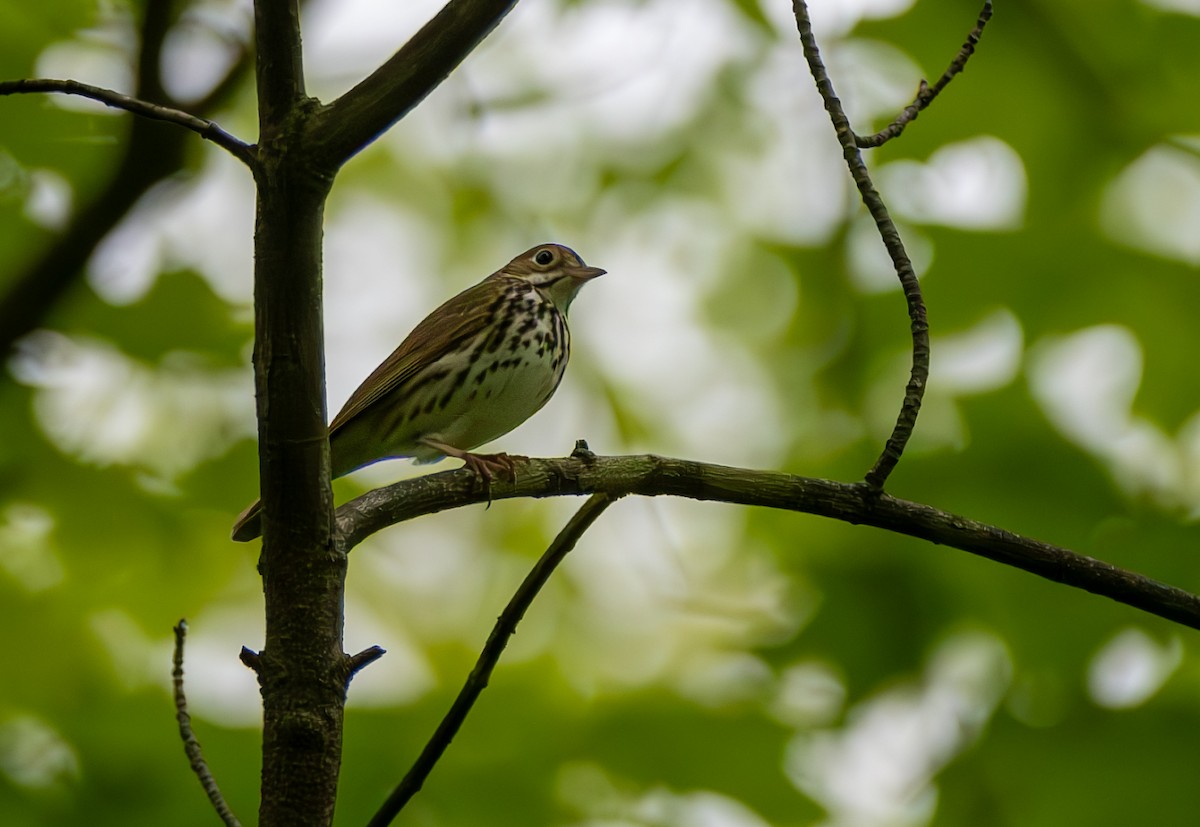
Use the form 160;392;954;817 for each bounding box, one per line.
792;0;934;489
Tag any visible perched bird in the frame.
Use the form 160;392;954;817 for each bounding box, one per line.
232;243;605;542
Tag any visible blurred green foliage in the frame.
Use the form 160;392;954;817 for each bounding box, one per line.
3;0;1200;825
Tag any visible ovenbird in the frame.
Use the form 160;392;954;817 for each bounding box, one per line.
231;243;604;542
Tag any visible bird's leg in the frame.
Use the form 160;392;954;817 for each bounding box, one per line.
420;439;521;504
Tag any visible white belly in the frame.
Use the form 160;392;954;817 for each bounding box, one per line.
406;292;569;461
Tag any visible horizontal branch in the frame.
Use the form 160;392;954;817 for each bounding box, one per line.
0;78;255;166
337;450;1200;632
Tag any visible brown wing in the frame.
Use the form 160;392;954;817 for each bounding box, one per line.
328;274;512;436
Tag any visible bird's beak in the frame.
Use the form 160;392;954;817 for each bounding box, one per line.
573;266;606;281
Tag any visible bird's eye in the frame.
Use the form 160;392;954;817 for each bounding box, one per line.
535;249;555;266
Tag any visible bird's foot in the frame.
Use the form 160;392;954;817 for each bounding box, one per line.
461;451;524;508
421;439;522;505
460;451;520;485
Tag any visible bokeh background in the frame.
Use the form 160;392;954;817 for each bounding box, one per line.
3;0;1200;824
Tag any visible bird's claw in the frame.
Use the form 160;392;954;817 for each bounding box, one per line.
461;451;522;507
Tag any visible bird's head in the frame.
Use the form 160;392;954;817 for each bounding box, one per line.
502;243;605;312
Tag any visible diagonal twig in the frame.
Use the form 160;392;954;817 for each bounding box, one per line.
792;0;930;490
172;620;242;827
856;0;994;147
0;79;254;164
366;493;616;827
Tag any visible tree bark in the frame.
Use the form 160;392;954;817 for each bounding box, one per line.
250;3;343;824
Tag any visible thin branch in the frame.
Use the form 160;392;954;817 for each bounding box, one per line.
336;454;1200;633
172;620;243;827
308;0;519;169
792;0;930;490
367;494;615;827
856;1;993;147
0;79;254;165
0;3;256;362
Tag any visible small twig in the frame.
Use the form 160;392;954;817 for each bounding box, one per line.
0;79;255;166
856;0;993;147
347;645;387;681
172;620;243;827
792;0;930;490
238;646;262;673
366;493;616;827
